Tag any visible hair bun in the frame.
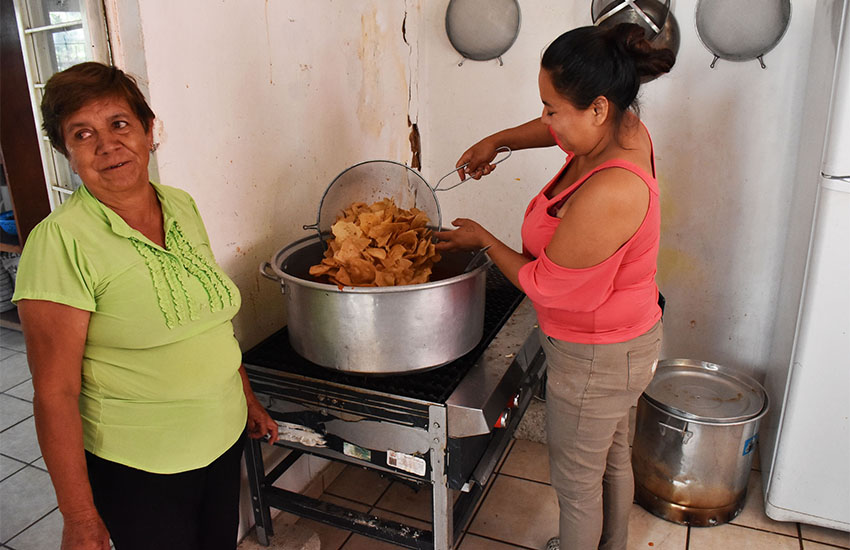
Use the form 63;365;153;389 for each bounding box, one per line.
606;23;675;79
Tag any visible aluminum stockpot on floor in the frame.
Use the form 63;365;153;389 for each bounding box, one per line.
260;234;488;375
632;358;769;526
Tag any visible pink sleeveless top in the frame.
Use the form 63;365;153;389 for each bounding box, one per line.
518;133;662;344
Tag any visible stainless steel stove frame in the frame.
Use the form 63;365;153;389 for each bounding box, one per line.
243;298;545;550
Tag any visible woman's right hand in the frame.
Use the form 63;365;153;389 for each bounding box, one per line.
456;137;501;181
62;511;111;549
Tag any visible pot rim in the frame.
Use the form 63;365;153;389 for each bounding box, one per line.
642;358;770;425
266;234;488;294
641;393;769;426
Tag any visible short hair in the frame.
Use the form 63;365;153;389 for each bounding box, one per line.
41;62;156;157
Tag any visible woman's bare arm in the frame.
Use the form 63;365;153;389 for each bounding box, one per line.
17;299;110;550
456;118;556;179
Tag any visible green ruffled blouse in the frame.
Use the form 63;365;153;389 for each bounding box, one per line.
13;182;246;474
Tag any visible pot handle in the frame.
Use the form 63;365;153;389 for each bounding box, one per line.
259;261;281;281
433;146;512;192
658;420;694;444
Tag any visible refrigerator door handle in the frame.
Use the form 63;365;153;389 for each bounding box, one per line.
821;173;850;180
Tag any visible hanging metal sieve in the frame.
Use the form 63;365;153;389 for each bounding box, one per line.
591;0;680;81
303;148;512;245
592;0;671;39
695;0;791;69
445;0;521;66
303;161;441;246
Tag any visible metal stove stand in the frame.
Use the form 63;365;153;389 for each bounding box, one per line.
243;270;545;550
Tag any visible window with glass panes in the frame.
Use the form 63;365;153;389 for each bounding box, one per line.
13;0;109;208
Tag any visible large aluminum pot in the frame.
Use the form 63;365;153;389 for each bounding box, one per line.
260;235;487;374
632;359;769;526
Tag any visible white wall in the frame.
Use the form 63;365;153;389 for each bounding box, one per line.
420;0;819;380
105;0;423;538
105;0;824;536
111;0;420;350
112;0;822;380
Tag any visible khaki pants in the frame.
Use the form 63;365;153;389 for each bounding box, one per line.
542;321;662;550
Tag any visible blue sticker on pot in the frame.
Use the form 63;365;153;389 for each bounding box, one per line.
743;433;758;456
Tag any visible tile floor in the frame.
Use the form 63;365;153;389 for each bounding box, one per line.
236;438;850;550
2;324;849;550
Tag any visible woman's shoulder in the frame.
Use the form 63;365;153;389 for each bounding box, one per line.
32;187;98;233
576;167;648;209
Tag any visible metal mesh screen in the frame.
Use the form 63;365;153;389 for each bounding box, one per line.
315;160;441;236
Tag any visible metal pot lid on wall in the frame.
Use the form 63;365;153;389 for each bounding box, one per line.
643;359;768;424
445;0;521;66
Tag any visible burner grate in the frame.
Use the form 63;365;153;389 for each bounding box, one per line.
242;265;524;403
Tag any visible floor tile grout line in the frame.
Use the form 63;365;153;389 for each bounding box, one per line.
0;455;28;483
496;470;551;487
1;377;34;395
0;393;34;406
460;531;540;550
0;452;28;465
0;414;35;435
3;505;59;546
0;345;26;353
337;530;353;550
459;471;505;544
726;520;809;540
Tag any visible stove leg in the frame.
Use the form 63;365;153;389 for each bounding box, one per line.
429;405;453;550
245;438;273;546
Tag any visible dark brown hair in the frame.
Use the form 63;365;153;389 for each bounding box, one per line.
541;23;675;127
41;62;156;156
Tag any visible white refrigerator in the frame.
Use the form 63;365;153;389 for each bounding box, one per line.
761;0;850;531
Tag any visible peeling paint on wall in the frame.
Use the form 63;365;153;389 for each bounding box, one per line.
409;120;421;169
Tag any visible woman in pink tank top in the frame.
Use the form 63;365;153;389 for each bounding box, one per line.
435;23;676;550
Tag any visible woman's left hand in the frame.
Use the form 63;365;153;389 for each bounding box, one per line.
246;400;278;442
434;218;494;252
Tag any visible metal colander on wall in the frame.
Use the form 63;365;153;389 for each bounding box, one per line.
445;0;521;66
695;0;792;69
591;0;681;76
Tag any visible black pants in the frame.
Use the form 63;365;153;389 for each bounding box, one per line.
85;434;245;550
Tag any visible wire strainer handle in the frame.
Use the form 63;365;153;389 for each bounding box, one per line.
434;146;512;192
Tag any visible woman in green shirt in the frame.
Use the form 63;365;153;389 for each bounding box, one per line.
13;62;278;550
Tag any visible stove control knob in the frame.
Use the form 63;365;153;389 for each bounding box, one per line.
494;410;510;429
507;392;520;409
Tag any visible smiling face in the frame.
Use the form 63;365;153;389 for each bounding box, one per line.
61;95;153;202
538;68;608;155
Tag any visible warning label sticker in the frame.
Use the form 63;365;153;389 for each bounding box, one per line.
387;450;426;477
